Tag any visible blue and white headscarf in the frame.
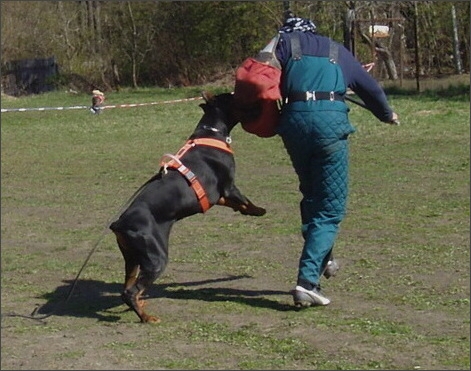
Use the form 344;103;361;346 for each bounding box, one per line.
278;16;317;34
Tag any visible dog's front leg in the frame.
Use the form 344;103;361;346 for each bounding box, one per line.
217;186;266;216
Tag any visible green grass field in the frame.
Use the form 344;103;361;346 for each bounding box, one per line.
1;83;469;370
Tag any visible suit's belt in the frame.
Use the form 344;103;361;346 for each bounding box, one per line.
285;91;344;103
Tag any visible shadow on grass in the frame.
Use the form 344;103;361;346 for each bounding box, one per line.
33;275;295;322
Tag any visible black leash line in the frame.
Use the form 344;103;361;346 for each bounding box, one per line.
2;174;157;322
345;94;367;108
345;95;400;125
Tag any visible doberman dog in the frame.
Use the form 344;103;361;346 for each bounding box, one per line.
109;91;266;323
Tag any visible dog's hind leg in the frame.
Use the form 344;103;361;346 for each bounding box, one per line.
121;272;161;323
114;232;140;291
119;222;172;324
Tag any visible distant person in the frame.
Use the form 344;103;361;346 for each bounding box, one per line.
91;89;105;114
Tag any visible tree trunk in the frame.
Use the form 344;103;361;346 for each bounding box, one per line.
375;43;398;80
343;3;355;53
414;2;421;92
57;2;76;71
94;1;102;55
127;1;139;88
451;4;463;74
359;30;398;80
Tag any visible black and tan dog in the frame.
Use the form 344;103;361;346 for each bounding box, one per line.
109;91;266;323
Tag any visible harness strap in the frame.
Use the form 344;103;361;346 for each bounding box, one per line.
159;138;233;213
163;157;211;212
190;138;233;154
285;91;344;103
285;33;344;105
290;32;302;61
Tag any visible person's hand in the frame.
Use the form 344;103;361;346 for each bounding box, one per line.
362;62;375;72
389;112;400;125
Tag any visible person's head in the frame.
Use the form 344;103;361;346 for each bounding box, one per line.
279;12;317;34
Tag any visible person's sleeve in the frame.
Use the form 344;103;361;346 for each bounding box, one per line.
338;45;394;123
275;34;290;68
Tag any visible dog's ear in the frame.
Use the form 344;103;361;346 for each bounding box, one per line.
201;91;214;103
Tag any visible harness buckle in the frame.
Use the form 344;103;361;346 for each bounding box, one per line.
306;91;316;101
329;91;335;101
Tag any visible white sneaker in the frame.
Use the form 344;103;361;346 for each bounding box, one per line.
323;259;339;279
293;285;331;307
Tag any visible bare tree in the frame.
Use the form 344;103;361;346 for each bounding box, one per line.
451;4;463;74
113;2;156;88
56;2;79;72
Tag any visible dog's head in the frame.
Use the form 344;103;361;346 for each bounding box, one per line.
199;91;239;134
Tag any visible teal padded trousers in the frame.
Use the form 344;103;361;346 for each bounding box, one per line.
277;110;351;285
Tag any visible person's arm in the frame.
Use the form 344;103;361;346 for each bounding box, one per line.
338;45;397;124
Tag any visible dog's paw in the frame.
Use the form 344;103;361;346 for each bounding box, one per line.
242;204;266;216
251;206;266;216
141;314;161;324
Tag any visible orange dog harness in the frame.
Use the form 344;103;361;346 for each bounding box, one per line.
160;138;233;213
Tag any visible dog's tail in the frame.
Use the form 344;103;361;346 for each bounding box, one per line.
107;171;162;228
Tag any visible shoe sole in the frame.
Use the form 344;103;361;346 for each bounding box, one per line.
294;298;315;308
292;286;330;307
